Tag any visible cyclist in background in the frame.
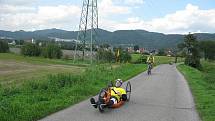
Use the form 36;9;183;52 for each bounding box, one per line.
146;53;155;75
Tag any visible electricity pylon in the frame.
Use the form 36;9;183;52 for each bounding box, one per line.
74;0;98;63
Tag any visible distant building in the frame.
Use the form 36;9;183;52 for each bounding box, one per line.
139;48;145;53
24;38;36;44
167;50;172;57
32;38;35;44
48;37;80;43
127;47;134;53
39;42;42;46
8;40;16;45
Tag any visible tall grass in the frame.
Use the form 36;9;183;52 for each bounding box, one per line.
177;61;215;121
0;64;146;121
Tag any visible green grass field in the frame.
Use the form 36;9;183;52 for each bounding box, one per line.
0;53;188;121
131;53;184;65
177;61;215;121
0;53;148;121
0;53;86;86
0;53;89;66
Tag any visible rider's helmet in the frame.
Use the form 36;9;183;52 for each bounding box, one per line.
115;79;123;87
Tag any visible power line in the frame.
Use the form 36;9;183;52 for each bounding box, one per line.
74;0;98;64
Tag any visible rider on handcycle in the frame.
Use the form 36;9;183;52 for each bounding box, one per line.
90;79;127;108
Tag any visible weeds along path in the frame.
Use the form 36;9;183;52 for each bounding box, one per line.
40;64;200;121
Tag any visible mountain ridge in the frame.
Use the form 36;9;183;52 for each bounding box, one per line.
1;28;215;49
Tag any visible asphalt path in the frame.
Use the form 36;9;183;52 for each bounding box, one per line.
40;64;200;121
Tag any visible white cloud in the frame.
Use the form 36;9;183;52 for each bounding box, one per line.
0;5;81;31
0;5;36;14
124;0;144;5
99;0;130;17
0;0;38;6
0;2;215;34
0;0;132;31
107;4;215;34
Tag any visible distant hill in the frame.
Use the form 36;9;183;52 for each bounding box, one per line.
0;28;215;49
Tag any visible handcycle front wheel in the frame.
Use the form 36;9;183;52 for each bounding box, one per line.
98;88;110;112
126;81;131;101
98;88;107;101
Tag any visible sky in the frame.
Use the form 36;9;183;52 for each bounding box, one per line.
0;0;215;34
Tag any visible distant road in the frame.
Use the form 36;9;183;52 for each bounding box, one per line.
40;64;200;121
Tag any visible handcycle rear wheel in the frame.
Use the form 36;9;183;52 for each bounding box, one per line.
126;81;131;101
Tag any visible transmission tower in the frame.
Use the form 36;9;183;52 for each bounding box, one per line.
74;0;98;63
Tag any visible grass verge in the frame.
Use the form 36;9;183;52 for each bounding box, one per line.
0;63;147;121
177;61;215;121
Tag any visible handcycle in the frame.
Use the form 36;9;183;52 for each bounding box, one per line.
95;81;131;112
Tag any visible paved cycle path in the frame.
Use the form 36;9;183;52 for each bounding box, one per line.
40;64;200;121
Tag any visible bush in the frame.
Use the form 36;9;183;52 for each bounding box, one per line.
0;40;9;53
120;51;132;63
96;49;115;63
157;49;166;56
134;55;147;64
42;44;62;59
21;43;41;56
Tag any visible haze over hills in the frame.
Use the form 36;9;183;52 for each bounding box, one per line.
0;28;215;49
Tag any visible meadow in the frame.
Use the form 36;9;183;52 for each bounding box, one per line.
0;53;86;86
0;53;147;121
177;61;215;121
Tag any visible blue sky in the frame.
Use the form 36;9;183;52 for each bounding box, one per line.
0;0;215;34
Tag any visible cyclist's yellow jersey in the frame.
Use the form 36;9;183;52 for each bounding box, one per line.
147;56;154;63
111;87;126;102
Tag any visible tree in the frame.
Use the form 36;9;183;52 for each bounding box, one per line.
134;45;139;51
199;41;215;60
15;40;24;45
178;33;201;68
157;49;165;56
96;48;114;63
42;44;62;59
100;44;110;49
120;51;132;63
0;40;9;53
21;43;41;56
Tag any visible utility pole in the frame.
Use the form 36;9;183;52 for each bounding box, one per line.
74;0;98;63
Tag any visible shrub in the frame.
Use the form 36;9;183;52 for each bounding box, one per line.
42;44;62;59
96;49;115;63
134;55;147;64
21;43;41;56
120;51;132;63
63;55;70;60
0;40;9;53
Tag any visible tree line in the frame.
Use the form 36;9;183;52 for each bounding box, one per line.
21;43;62;59
178;33;215;69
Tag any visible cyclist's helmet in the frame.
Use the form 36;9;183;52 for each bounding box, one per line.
115;79;123;87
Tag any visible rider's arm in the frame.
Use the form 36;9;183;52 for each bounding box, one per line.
146;56;149;63
152;56;155;63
